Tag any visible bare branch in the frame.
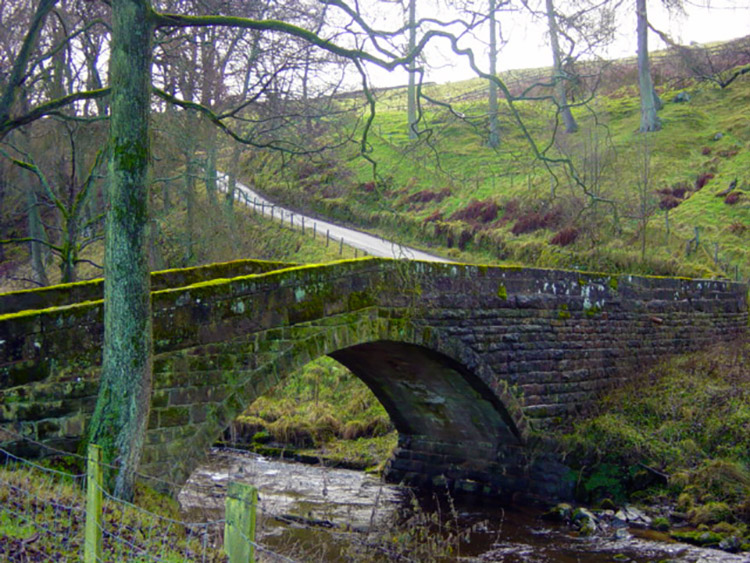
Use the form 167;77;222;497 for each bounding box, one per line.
0;88;110;139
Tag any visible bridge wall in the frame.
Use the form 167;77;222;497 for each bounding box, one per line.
0;258;747;498
0;258;292;315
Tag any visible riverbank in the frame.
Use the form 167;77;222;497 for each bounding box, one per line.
226;337;750;556
557;337;750;553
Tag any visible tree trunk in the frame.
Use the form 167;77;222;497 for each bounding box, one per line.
27;187;49;286
60;216;77;284
88;0;154;502
636;0;660;132
226;143;243;211
0;171;5;262
488;0;500;148
184;156;196;264
546;0;578;133
406;0;417;139
204;134;218;206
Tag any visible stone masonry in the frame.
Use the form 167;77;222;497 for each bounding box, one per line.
0;257;747;499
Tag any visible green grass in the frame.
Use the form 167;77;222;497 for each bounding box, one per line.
228;357;397;469
244;60;750;280
560;338;750;543
0;464;224;561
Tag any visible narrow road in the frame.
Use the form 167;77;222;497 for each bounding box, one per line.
218;173;454;263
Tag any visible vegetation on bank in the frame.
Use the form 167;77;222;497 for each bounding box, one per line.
560;338;750;550
0;462;224;561
225;357;397;471
222;333;750;552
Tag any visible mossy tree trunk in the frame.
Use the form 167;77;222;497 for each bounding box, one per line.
88;0;154;502
26;186;49;286
636;0;660;132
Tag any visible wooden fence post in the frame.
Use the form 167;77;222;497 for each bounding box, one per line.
84;444;103;563
224;482;258;563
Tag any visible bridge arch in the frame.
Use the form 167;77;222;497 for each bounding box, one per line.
144;308;530;494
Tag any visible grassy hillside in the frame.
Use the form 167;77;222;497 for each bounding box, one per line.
245;47;750;280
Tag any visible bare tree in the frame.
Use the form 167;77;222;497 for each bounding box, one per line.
636;0;660;131
407;0;418;139
488;0;501;147
546;0;578;133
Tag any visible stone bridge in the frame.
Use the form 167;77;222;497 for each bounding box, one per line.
0;258;747;498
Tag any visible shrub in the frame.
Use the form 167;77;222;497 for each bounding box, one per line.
423;210;443;223
511;213;543;235
718;148;740;158
690;459;750;504
671;182;690;199
449;198;498;224
550;227;579;246
702;146;712;155
689;502;734;526
457;228;474;250
695;172;715;190
511;206;562;235
659;195;681;210
725;192;742;205
404;187;451;204
501;198;521;222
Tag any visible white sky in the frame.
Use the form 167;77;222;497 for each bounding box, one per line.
364;0;750;87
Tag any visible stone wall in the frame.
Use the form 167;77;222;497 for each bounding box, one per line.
0;258;292;315
1;258;747;498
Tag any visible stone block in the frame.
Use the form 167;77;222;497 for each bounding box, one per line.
159;406;190;427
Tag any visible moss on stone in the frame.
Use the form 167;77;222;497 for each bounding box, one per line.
497;283;508;300
585;305;602;317
0;299;102;323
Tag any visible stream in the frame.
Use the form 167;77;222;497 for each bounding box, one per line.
178;448;748;562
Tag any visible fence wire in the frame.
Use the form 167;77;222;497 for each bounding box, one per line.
0;434;304;562
0;447;86;562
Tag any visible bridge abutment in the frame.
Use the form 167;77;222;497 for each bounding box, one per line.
386;435;574;499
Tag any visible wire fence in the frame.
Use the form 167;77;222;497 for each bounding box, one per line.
0;433;302;563
219;177;369;260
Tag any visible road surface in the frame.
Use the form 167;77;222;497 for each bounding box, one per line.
218;173;454;263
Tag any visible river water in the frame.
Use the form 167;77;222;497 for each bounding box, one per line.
178;448;747;562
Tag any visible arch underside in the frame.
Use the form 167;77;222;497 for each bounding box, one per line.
143;310;533;496
332;340;520;444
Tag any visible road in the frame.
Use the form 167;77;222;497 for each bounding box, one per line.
218;173;454;263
